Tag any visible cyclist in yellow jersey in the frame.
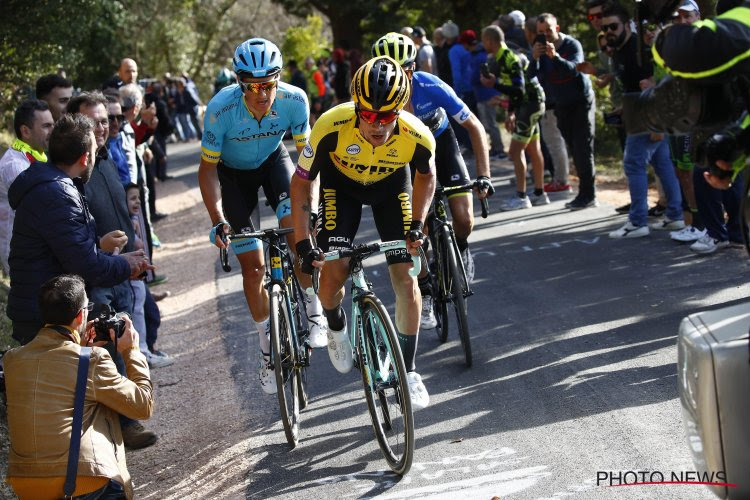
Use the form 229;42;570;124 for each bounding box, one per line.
291;56;436;410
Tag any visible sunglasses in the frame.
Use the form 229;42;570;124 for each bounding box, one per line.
239;79;278;94
602;22;621;32
587;12;603;21
108;114;125;123
357;108;399;125
644;23;659;31
81;301;94;313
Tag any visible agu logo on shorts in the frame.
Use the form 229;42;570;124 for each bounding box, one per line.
346;144;361;155
302;144;314;158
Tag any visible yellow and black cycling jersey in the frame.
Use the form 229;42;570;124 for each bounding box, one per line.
295;102;435;186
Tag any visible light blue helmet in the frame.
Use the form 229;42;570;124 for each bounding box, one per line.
233;38;283;78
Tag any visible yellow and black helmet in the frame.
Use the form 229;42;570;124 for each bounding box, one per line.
350;56;411;112
371;32;417;66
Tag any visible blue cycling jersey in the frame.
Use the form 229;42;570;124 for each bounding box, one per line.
201;81;310;169
410;72;471;138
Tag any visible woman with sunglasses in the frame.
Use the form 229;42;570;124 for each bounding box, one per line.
291;56;437;410
199;38;329;397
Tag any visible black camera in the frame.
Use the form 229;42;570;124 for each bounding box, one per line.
480;63;491;78
91;304;129;343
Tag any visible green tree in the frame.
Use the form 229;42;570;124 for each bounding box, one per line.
282;15;330;72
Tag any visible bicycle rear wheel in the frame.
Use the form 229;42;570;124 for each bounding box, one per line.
357;294;414;475
432;233;449;343
270;284;300;447
442;228;472;367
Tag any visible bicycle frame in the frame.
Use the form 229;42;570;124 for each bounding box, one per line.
428;186;473;298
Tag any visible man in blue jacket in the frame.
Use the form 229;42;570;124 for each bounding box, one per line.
7;114;151;345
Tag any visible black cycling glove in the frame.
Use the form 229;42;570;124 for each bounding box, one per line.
296;239;322;275
406;220;425;244
476;176;495;196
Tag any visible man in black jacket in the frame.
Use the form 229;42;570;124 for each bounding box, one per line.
7;114;150;344
67;92;143;316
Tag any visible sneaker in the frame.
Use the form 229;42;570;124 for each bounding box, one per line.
327;321;353;374
615;203;631;214
144;350;174;368
670;225;707;243
609;222;650;239
500;195;532;211
122;422;157;450
544;180;572;193
148;274;168;287
149;348;170;358
420;295;437;329
565;197;599;211
690;234;729;254
307;314;328;348
406;372;430;411
650;218;685;231
151;230;161;248
529;192;550;206
461;247;475;284
648;203;667;217
151;290;171;302
258;352;276;395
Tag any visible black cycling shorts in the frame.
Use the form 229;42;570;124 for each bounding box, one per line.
435;125;471;197
316;166;414;265
513;100;545;144
218;144;293;230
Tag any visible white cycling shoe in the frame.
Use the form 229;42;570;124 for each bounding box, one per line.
327;320;353;374
407;371;430;411
307;314;328;348
258;352;276;395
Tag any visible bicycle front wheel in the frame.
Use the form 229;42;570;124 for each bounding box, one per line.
357;295;414;475
442;228;472;367
270;284;300;447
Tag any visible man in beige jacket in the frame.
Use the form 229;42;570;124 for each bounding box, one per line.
4;274;153;499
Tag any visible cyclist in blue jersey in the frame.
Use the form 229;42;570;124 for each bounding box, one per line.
198;38;328;396
372;33;494;330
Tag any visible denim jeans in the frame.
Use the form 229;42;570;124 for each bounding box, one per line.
540;108;570;184
476;100;504;154
130;280;147;352
624;134;683;227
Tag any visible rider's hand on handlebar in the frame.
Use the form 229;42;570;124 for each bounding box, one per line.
210;221;230;249
474;176;495;200
296;239;324;274
406;221;425;255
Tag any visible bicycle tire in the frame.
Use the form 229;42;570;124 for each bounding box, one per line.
289;280;309;410
432;231;449;343
270;284;300;447
357;294;414;475
442;228;472;367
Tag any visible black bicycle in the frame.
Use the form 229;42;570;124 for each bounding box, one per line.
427;182;489;367
219;227;311;447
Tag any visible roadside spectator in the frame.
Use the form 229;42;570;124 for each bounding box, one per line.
0;100;54;273
182;72;203;140
506;10;530;52
586;0;607;32
214;68;234;95
287;60;308;93
305;57;327;123
4;274;153;499
451;29;477;150
412;26;439;74
470;32;506;160
530;13;597;210
175;77;199;142
439;20;459;87
103;58;139;90
146;82;173;181
331;48;351;104
104;91;132;185
35;74;73;122
6;114;148;344
601;4;684;239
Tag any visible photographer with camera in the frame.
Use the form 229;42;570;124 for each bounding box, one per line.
4;274;153;499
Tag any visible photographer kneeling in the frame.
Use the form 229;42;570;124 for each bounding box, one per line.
3;275;153;499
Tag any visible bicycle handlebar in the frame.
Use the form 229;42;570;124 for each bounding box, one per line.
437;181;491;219
306;240;425;295
218;227;295;273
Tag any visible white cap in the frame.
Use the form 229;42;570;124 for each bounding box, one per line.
442;20;459;39
508;10;525;27
679;0;700;12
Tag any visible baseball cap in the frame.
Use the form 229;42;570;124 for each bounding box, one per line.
678;0;700;12
412;26;426;38
442;20;459;39
508;10;526;27
458;29;477;45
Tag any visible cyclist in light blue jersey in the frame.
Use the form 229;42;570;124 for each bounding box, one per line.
198;38;327;396
372;33;494;330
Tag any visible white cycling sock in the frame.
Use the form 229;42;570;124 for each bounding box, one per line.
306;295;323;320
254;318;270;353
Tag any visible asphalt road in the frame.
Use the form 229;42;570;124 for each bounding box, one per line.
134;141;749;499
